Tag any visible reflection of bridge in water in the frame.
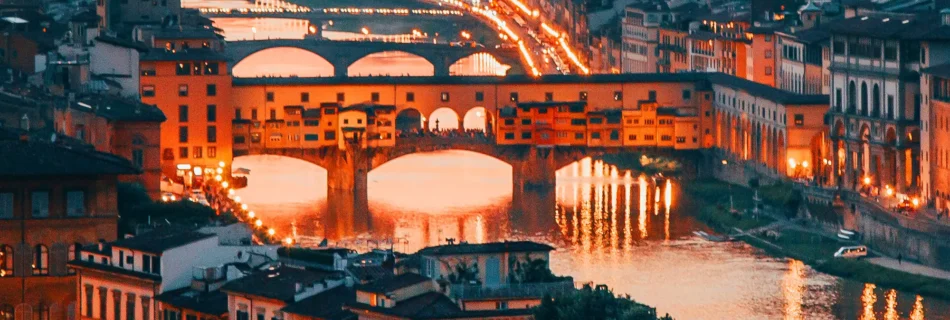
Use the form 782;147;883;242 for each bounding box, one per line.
226;39;525;77
198;8;469;22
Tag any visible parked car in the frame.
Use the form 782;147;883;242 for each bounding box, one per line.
833;245;868;259
160;192;178;202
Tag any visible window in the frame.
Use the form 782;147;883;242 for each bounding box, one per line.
579;91;588;101
835;89;842;109
33;245;48;275
336;92;345;102
142;85;155;97
142;255;151;273
1;245;13;276
126;294;136;320
545;92;553;101
205;104;217;122
475;91;484;102
206;84;216;96
163;309;180;320
193;147;203;159
571;119;586;125
179;147;188;159
521;131;532;139
676;137;686;143
152;256;161;275
644;135;654;140
251;109;258;120
509;92;519;102
270;109;277;120
179;105;189;122
504;132;515;140
266;92;274;102
628;134;637;141
132;149;144;167
589;118;603;124
609;130;620;140
614;91;623;101
765;67;772;75
325;131;336;140
887;95;894;118
31;191;49;218
591;132;601;139
661;135;672;141
497;301;509;310
187;315;197;320
440;92;450;102
304;134;319;141
208;126;217;142
504;119;514;125
179;126;188;143
176;62;190;75
682;90;691;100
765;35;772;42
520;118;531;125
0;193;11;219
178;85;188;97
208;147;216;158
372;92;380;102
66;191;85;216
765;49;772;58
406;92;415;102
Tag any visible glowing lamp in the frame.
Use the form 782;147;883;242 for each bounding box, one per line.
721;160;728;165
234;196;242;203
863;177;871;185
216;167;224;174
222;181;229;189
802;161;809;168
255;219;263;227
249;211;256;218
219;161;226;168
912;198;920;207
215;175;222;182
241;204;249;211
267;228;276;236
284;237;294;245
193;166;203;176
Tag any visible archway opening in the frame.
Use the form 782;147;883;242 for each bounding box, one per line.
369;150;512;213
348;51;434;76
429;108;460;132
396;108;423;135
449;53;511;76
232;47;334;77
232;155;328;205
462;107;492;133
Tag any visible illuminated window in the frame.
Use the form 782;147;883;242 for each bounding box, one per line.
33;245;48;275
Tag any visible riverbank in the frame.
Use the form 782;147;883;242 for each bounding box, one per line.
685;179;950;300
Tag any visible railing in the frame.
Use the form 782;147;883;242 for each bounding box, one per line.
449;281;575;300
395;133;495;147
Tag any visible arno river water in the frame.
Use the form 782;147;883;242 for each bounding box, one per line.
233;152;950;319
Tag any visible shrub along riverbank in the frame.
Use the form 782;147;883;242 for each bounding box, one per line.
684;179;950;300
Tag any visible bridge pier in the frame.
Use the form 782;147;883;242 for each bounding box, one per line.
325;148;371;192
512;147;558;191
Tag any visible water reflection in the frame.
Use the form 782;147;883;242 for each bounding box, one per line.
233;152;950;319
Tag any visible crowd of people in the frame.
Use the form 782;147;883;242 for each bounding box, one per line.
397;127;494;141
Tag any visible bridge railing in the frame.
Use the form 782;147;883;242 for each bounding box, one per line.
396;133;495;147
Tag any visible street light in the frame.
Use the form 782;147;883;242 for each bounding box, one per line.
249;211;256;218
361;27;370;35
863;176;872;185
255;219;263;227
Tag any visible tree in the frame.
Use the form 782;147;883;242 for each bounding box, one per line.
446;260;480;285
508;255;572;283
532;284;666;320
116;182;218;236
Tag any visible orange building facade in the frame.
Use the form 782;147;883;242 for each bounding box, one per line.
139;49;233;181
0;139;137;320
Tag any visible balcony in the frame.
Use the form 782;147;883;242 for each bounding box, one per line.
449;281;575;300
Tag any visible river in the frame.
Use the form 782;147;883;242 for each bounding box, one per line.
232;152;950;319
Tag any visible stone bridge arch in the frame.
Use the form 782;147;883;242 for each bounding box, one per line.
226;40;525;77
231;46;336;77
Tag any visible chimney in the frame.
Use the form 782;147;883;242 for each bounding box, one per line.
98;240;104;251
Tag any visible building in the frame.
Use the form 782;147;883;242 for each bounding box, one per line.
709;73;828;178
58;95;166;197
775;27;830;95
746;26;779;87
69;229;276;320
918;9;950;209
621;3;668;73
221;265;346;320
97;0;182;30
344;272;534;319
825;13;940;195
417;241;553;287
139;48;233;183
0;135;140;320
89;35;150;98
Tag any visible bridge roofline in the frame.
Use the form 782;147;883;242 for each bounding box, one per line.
231;72;714;87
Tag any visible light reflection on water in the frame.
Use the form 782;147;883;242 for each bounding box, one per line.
233;151;950;319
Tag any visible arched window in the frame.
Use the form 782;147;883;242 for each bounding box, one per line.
848;81;856;113
872;84;881;118
35;304;49;320
33;245;48;275
860;82;869;116
0;304;12;320
0;245;12;277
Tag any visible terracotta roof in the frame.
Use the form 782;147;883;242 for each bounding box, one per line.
417;241;554;256
141;48;229;61
222;266;345;302
347;266;394;283
355;273;430;294
74;95;167;122
155;288;229;316
706;73;828;105
346;292;534;319
68;259;163;282
111;229;215;254
281;286;356;320
0;139;140;176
